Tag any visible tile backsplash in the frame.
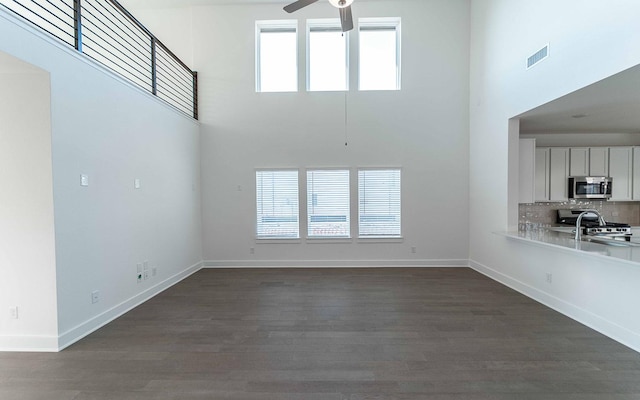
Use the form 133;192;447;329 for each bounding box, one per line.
519;201;640;227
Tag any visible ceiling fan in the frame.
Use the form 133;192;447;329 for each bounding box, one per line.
283;0;354;32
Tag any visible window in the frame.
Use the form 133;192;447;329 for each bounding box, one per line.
307;170;350;238
307;20;348;91
359;18;401;91
358;169;401;237
256;21;298;92
256;170;299;239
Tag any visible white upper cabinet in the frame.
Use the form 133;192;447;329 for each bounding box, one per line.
633;147;640;200
535;147;550;202
549;147;570;201
569;147;589;176
589;147;609;176
519;139;536;204
609;147;633;201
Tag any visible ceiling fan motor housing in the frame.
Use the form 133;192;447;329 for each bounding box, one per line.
328;0;354;9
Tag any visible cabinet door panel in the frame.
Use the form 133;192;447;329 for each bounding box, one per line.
589;147;609;176
569;147;589;176
519;139;536;204
535;147;550;202
609;147;633;201
550;148;569;201
634;147;640;200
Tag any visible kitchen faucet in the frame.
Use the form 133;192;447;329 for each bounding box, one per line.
575;210;606;241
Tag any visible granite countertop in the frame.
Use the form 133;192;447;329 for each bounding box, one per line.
499;228;640;266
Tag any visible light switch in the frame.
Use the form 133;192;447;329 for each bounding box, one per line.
134;179;141;189
80;174;89;187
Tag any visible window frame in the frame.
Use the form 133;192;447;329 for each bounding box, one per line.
255;20;299;93
306;19;350;92
255;168;301;240
357;168;402;239
358;17;402;91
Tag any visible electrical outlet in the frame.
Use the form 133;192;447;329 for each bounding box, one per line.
80;174;89;187
546;273;553;284
134;179;141;189
143;260;149;271
9;307;18;319
143;270;149;280
151;267;157;277
411;247;417;254
91;290;100;304
250;247;255;254
137;263;142;273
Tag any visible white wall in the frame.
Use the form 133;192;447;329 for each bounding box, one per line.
0;54;58;350
165;0;470;266
0;9;202;350
470;0;640;351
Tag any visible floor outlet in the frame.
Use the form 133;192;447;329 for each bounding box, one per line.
9;307;18;319
91;290;100;304
546;273;553;284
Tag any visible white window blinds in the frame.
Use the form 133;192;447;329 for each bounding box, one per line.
307;170;350;238
358;169;401;237
256;170;299;239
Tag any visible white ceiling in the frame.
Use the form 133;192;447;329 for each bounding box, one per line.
518;64;640;134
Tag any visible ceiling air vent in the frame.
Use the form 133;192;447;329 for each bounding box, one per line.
527;44;549;69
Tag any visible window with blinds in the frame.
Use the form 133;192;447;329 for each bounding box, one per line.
256;20;298;92
256;170;299;239
307;170;350;238
358;169;401;237
307;20;348;91
359;18;401;91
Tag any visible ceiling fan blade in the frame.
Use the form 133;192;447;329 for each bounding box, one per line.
284;0;319;13
339;5;354;32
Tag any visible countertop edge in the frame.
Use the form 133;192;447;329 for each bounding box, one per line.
494;231;640;267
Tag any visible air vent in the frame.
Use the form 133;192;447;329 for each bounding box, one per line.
527;44;549;69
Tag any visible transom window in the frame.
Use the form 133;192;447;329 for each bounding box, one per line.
359;18;401;91
307;19;349;91
256;20;298;93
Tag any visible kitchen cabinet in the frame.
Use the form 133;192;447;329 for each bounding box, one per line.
589;147;609;176
549;147;570;201
569;147;589;176
535;147;550;202
609;146;633;201
633;147;640;200
519;139;536;204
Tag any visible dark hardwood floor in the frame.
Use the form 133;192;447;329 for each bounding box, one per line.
1;268;640;399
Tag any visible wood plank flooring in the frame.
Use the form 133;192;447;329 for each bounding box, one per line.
1;268;640;399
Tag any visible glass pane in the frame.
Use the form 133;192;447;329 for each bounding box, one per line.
359;29;398;91
259;30;297;92
358;169;401;237
309;30;347;91
307;170;350;237
256;170;299;238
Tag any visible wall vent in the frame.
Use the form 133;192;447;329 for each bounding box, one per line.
527;44;549;69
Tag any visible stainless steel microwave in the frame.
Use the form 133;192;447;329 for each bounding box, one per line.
568;176;612;199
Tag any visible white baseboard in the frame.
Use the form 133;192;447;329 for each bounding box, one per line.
0;335;60;352
56;261;203;351
203;259;469;268
469;259;640;354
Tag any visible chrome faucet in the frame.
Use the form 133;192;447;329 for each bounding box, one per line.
575;210;606;241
